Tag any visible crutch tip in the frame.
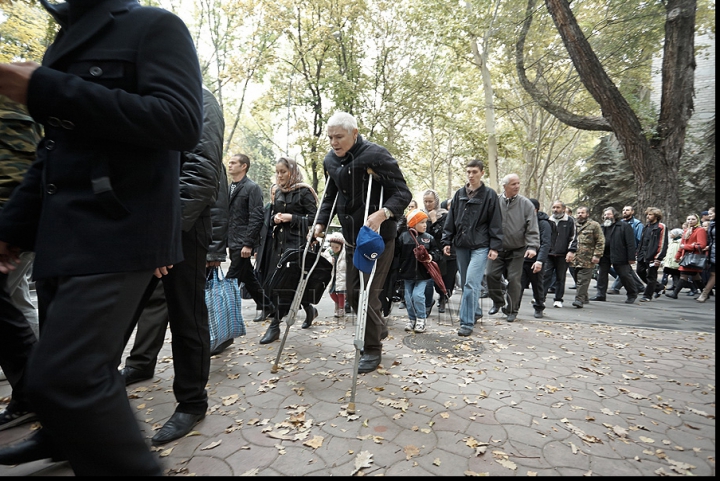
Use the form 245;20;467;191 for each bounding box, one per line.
347;402;356;414
271;365;280;373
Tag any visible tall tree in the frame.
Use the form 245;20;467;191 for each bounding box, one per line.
516;0;697;227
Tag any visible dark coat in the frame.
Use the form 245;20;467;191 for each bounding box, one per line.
207;163;229;263
441;183;503;252
636;221;668;264
317;135;412;245
263;186;317;281
547;215;577;256
227;176;264;251
601;221;636;265
0;0;203;279
395;230;442;281
527;211;551;265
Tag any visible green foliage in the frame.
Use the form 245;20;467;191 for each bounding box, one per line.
0;0;54;62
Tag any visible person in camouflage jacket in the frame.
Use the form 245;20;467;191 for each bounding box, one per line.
571;206;605;307
0;95;42;432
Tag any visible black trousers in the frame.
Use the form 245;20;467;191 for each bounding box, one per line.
0;271;36;408
637;261;661;298
227;249;274;311
124;218;211;416
543;255;569;302
345;239;394;356
521;260;546;311
596;258;638;298
29;270;161;475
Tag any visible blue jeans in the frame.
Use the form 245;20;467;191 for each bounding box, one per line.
404;279;431;321
455;247;489;328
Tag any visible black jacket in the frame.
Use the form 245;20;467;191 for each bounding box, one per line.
207;163;229;262
228;176;265;251
601;221;636;264
0;0;203;279
317;135;412;245
636;221;668;264
180;88;224;232
527;211;551;264
441;183;503;252
547;214;577;256
395;230;442;281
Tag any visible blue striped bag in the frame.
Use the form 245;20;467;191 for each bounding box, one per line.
205;267;246;352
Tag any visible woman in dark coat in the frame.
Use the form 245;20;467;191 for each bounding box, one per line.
259;158;319;344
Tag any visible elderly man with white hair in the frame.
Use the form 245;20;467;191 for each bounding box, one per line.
486;174;539;322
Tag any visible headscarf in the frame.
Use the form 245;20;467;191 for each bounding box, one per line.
276;157;318;202
423;189;447;216
683;214;700;240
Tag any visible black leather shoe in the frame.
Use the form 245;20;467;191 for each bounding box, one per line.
625;296;637;304
488;304;503;315
151;412;205;446
302;306;318;329
457;326;473;337
0;431;66;465
572;300;584;308
357;353;381;373
259;320;281;344
0;403;37;432
120;366;154;386
506;313;517;322
211;338;234;356
589;296;606;301
533;310;544;318
253;305;276;323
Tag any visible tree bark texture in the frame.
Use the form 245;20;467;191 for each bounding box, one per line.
530;0;696;227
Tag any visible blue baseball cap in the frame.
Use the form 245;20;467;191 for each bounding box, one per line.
353;225;385;274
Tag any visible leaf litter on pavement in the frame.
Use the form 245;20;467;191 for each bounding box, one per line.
122;312;714;476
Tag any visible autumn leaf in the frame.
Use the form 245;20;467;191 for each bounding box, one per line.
350;450;373;476
433;458;441;466
495;458;517;470
303;435;324;449
159;447;173;457
404;445;420;460
201;440;222;450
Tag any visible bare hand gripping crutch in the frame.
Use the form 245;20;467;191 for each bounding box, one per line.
270;193;338;374
347;171;383;414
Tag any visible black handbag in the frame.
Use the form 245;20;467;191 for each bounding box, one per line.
264;248;333;304
679;252;708;270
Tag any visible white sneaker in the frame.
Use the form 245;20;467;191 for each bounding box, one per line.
553;301;563;308
414;319;426;333
404;319;415;332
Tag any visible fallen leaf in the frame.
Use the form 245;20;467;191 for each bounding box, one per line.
303;435;324;449
201;440;222;450
433;458;441;466
639;436;655;444
404;445;420;460
351;450;373;476
495;459;517;470
159;447;173;457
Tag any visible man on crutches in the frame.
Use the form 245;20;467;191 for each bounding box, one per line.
314;112;411;374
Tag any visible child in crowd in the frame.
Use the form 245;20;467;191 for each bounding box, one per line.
659;228;683;297
395;209;442;333
323;232;347;317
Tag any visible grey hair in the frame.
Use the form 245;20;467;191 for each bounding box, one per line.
500;173;519;186
327;111;358;134
552;200;566;209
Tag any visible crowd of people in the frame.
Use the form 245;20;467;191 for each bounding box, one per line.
0;1;714;475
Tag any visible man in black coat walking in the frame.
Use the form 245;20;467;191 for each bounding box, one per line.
0;0;203;474
592;207;639;304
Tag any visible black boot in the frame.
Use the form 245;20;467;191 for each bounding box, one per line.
301;304;318;329
260;317;281;344
665;279;685;299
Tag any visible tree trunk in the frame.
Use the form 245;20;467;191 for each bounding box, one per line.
541;0;695;228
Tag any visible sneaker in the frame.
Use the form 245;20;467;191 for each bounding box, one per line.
404;319;415;332
533;310;543;318
414;319;426;333
639;297;651;302
335;308;345;318
0;404;38;432
572;300;584;308
553;301;563;308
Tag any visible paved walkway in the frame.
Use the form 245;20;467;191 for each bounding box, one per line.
0;283;715;476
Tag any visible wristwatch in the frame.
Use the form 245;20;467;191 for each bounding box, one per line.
382;207;393;220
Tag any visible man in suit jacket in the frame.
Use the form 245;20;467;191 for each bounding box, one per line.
0;0;203;475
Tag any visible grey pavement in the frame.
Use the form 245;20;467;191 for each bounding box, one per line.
0;277;715;476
